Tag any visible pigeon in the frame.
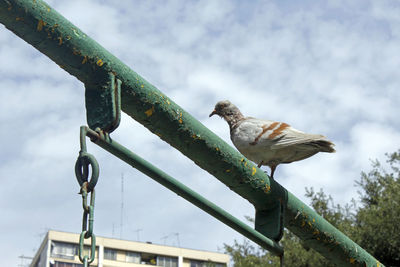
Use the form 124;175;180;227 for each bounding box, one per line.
209;100;335;178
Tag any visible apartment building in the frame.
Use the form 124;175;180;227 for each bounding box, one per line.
30;230;230;267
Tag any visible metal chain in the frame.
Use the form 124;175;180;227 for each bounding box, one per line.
75;126;99;267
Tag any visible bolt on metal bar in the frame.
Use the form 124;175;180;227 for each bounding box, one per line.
84;127;283;256
0;1;384;266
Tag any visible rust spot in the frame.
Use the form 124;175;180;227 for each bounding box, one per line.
51;24;59;33
349;258;355;264
192;134;200;140
37;19;45;31
145;106;155;117
225;169;231;173
178;112;183;123
215;147;219;151
72;48;80;55
58;37;63;45
96;59;104;66
16;17;24;22
268;122;290;139
264;184;271;193
250;122;279;145
81;56;88;64
252;167;257;175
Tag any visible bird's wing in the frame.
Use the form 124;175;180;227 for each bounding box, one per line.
269;127;332;150
243;119;329;150
231;117;335;165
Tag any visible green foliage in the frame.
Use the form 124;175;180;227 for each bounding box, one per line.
223;230;336;267
224;239;273;267
353;152;400;266
224;189;349;267
224;150;400;266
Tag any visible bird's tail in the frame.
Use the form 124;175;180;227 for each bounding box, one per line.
311;139;336;153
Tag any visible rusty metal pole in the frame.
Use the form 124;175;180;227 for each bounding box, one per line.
0;1;384;266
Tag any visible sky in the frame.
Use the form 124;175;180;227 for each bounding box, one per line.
1;0;400;266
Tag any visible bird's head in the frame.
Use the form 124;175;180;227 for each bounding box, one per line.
209;100;234;118
209;100;243;125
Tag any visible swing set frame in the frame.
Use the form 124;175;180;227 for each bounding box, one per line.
0;1;384;266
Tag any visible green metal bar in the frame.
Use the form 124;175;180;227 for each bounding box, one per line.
0;1;384;266
85;128;283;256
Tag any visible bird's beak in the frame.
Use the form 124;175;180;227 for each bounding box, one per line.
209;109;217;117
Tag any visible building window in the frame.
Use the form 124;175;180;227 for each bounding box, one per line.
157;255;178;267
104;248;117;261
51;242;76;260
141;252;157;265
190;260;226;267
126;251;141;263
50;262;83;267
190;260;204;267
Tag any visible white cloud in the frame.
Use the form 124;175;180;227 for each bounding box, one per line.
350;122;400;165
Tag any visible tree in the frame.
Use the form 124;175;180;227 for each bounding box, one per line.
224;189;352;267
224;150;400;266
353;151;400;266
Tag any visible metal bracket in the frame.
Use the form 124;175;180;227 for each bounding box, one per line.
85;72;121;133
255;201;285;241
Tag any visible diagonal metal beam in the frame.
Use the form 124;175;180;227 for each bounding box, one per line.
0;1;384;266
83;127;283;256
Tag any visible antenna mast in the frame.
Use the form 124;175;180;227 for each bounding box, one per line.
120;173;124;239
